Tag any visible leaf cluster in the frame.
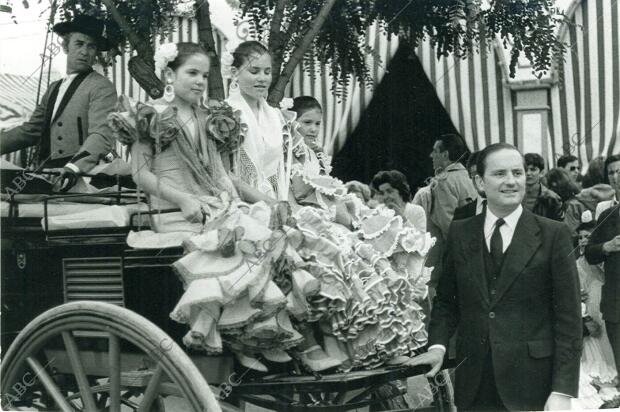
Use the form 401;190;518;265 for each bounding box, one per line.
237;0;567;96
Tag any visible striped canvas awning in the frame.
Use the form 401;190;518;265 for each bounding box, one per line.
416;0;620;165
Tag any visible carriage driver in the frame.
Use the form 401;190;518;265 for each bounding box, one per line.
0;14;117;192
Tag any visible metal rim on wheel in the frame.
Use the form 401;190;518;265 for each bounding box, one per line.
1;301;222;412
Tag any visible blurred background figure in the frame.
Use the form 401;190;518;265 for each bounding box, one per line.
557;154;582;188
522;153;563;221
370;169;426;232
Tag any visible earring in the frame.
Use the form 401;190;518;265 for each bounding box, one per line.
229;77;239;91
163;80;175;103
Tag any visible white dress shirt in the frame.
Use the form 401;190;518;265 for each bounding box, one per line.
52;73;78;119
483;205;523;253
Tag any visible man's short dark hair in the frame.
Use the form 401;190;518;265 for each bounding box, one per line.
370;170;412;202
476;143;523;177
466;151;481;174
604;154;620;184
436;133;469;163
524;153;545;171
557;154;578;169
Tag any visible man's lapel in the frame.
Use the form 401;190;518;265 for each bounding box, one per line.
466;213;490;305
493;210;541;306
52;69;93;122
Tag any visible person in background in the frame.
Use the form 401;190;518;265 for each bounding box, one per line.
370;170;426;232
582;156;607;189
428;133;477;239
0;15;117;192
563;156;615;240
573;212;620;409
522;153;563;221
558;154;581;185
426;133;477;288
595;154;620;219
586;187;620;383
453;150;486;220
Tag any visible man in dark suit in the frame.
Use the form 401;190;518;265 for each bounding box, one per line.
0;15;117;191
408;143;582;410
585;155;620;374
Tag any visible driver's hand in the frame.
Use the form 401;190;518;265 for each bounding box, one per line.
59;166;79;192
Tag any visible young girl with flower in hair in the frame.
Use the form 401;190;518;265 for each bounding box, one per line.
109;42;314;373
572;210;619;409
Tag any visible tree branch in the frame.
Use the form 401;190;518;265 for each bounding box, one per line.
196;0;225;100
100;0;152;59
267;0;336;106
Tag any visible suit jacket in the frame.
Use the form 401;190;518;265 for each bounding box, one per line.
428;209;582;410
585;203;620;323
1;70;117;172
453;199;477;221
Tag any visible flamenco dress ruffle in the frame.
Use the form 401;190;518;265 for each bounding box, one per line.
169;200;322;354
290;159;433;370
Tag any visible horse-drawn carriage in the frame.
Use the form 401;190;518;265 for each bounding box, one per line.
0;171;454;411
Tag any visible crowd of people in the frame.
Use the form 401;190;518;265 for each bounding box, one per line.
1;13;620;411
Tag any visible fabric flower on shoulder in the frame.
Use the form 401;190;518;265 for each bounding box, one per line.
205;101;246;153
107;95;138;145
135;102;179;149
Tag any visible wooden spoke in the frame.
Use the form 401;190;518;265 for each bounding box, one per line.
137;363;163;412
108;333;121;412
25;357;73;412
61;331;98;411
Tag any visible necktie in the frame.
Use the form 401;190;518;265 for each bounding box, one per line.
490;218;505;269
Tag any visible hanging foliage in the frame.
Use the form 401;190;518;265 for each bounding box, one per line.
235;0;566;104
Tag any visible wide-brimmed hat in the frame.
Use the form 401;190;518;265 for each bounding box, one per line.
53;15;110;51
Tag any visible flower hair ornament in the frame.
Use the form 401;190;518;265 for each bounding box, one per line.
154;43;179;102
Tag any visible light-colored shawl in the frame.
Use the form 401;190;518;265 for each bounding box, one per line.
226;88;291;200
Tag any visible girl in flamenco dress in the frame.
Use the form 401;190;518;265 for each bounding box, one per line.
572;211;620;409
285;96;433;371
108;42;314;372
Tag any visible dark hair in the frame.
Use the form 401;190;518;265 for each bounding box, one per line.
292;96;322;117
604;154;620;184
546;168;580;201
436;133;469;162
466;151;481;174
557;154;578;169
524;153;545;171
166;42;209;71
476;143;523;176
370;170;412;202
582;156;606;188
232;41;269;69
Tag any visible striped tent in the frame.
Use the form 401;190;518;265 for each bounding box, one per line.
0;71;60;165
416;0;619;166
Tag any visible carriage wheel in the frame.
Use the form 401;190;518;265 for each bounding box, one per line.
0;301;222;411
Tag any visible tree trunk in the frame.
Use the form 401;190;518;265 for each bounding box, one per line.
267;0;337;106
100;0;164;98
196;0;226;101
268;0;288;90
